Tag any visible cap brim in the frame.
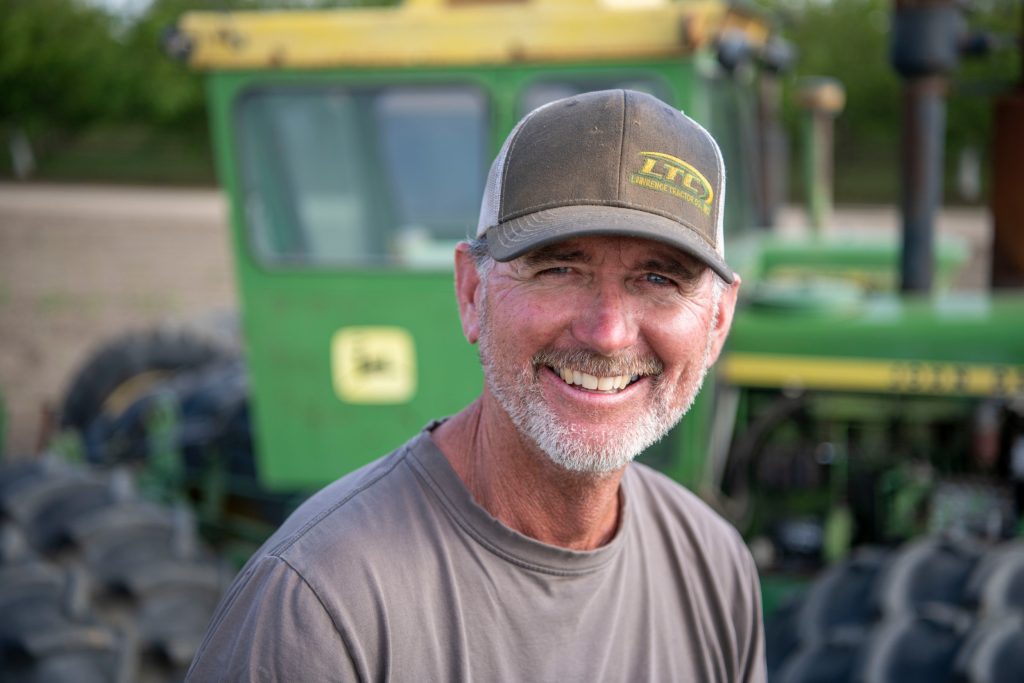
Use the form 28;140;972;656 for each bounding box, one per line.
485;205;735;284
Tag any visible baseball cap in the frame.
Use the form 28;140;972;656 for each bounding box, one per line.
477;89;734;284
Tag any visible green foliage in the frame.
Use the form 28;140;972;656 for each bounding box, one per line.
0;0;129;128
779;0;898;144
0;0;239;181
117;0;214;134
946;3;1021;152
34;124;217;184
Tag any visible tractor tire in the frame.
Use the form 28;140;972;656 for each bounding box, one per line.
59;326;237;438
768;536;1024;683
0;456;230;682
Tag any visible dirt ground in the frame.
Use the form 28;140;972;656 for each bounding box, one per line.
0;182;991;456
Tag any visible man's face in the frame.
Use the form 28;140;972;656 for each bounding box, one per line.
457;235;739;474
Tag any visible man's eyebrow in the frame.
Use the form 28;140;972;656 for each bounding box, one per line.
637;257;704;280
521;246;590;267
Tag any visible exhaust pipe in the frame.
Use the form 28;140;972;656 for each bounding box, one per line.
890;0;964;293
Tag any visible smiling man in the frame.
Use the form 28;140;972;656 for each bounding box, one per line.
188;90;765;682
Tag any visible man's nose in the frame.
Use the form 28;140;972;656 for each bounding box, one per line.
571;283;639;356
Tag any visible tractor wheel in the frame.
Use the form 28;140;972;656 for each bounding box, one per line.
59;326;236;438
769;536;1024;683
0;457;230;682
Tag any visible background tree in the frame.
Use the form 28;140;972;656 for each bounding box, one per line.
1;0;127;176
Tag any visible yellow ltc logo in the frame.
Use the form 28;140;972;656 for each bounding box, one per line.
629;152;714;216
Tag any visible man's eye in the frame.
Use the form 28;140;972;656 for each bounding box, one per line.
643;273;675;286
539;266;573;276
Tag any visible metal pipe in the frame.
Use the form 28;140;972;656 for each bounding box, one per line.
899;75;947;292
798;78;845;235
755;36;795;229
890;0;963;294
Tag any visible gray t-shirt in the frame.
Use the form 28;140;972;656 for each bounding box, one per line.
188;428;765;682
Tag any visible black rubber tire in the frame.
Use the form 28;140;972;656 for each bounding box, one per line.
770;536;1024;683
0;457;229;682
59;328;235;436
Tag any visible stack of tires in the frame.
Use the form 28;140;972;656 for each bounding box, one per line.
0;456;229;682
768;535;1024;682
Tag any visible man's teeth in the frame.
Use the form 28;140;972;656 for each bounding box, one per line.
557;367;636;392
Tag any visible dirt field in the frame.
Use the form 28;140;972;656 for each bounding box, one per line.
0;183;990;456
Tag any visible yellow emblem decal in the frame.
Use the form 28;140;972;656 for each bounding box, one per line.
331;326;417;404
629;152;714;215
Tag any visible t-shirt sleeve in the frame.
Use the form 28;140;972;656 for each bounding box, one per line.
186;554;360;682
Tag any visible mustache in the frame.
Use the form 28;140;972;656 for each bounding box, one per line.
532;347;664;378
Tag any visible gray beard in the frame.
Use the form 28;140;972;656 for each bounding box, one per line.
477;301;715;475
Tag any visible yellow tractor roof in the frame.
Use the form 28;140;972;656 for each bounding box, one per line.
174;0;770;71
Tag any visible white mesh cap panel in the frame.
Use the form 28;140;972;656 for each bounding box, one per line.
475;99;560;238
688;110;727;259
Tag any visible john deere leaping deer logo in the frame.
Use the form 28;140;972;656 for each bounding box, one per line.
629;152;714;216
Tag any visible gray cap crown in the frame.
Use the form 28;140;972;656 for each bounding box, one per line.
477;89;733;283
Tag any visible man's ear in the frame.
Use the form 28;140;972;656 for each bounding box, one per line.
454;242;483;344
704;274;741;367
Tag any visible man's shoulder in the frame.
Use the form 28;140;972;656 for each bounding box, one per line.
257;431;440;573
188;430;460;680
626;462;748;557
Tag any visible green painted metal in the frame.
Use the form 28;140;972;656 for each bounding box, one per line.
744;234;968;291
801;111;826;233
243;271;481;486
729;293;1024;367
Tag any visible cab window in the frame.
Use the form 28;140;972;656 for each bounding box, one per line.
236;85;489;268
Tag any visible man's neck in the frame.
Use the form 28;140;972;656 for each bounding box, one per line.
432;397;624;551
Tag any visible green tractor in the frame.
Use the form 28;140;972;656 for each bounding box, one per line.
13;0;1024;679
